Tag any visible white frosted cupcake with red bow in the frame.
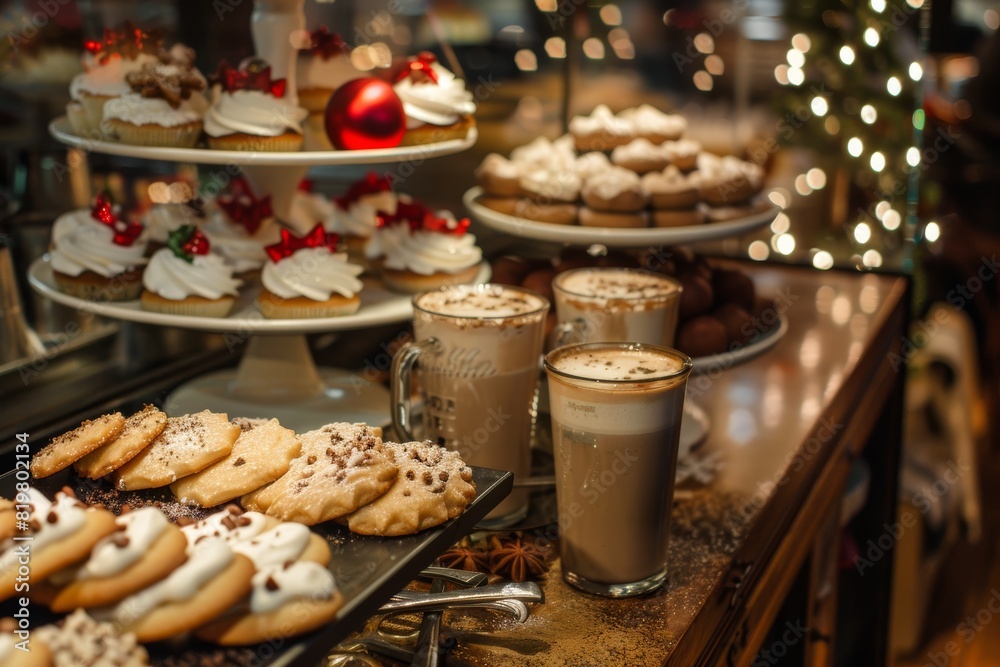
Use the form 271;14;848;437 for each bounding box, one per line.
203;179;281;277
392;52;476;146
258;224;365;318
330;172;405;265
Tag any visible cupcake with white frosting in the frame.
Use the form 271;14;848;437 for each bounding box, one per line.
141;225;243;317
102;46;208;147
50;194;148;301
66;22;162;135
331;173;407;265
287;183;339;235
369;208;483;294
393;52;476;146
204;58;307;152
258;224;365;318
205;179;281;277
295;27;359;150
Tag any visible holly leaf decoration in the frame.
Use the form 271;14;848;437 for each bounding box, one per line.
167;225;211;263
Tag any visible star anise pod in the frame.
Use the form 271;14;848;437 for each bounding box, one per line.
438;537;489;573
126;63;206;108
488;533;550;582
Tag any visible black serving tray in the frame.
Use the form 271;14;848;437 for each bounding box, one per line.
0;465;512;667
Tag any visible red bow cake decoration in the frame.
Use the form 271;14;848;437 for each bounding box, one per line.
265;224;340;263
420;212;471;236
84;21;163;65
213;59;287;98
396;52;439;85
307;27;349;59
91;194;143;246
167;225;212;263
374;200;429;230
217;179;273;235
334;172;393;210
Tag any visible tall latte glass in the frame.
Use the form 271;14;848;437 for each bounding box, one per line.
392;284;549;526
551;267;682;348
544;342;693;597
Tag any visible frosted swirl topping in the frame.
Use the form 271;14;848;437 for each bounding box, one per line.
510;136;575;171
475;153;521;180
612;138;667;163
50;213;147;278
697;154;763;187
262;247;364;301
642;166;698;195
376;216;482;276
202;214;280;273
250;561;336;613
97;538;233;625
336;191;401;238
80;507;168;580
417;284;547;319
394;62;476;128
288;190;339;235
569;104;631;138
573;152;612;181
142;202;204;243
231;522;311;568
519;168;581;202
663;138;701;160
548;346;686;381
556;268;680;301
582;166;643;200
142;248;242;300
203;89;307;137
28;488;88;552
620;104;687;138
103;91;208;127
70;52;159;98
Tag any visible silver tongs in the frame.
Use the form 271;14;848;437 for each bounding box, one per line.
383;581;543;615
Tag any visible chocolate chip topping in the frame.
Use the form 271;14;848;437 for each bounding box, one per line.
111;533;131;548
46;511;59;524
265;576;280;591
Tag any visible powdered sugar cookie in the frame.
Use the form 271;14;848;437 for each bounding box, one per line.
47;507;188;612
74;405;167;480
196;561;343;646
170;418;301;507
242;422;396;525
31;413;126;478
112;410;240;491
342;440;476;536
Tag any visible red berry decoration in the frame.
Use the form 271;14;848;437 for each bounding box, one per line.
91;193;143;246
167;225;211;263
324;78;405;151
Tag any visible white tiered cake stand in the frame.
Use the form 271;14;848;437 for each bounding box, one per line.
36;0;484;431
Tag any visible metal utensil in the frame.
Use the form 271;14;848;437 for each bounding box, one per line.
410;578;445;666
419;566;488;588
382;582;543;614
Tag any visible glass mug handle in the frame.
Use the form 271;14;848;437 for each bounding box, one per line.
547;317;590;351
390;338;438;441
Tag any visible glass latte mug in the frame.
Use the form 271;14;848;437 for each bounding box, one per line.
550;267;683;349
391;284;549;527
544;342;693;597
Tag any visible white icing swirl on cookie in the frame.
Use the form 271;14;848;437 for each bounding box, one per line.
261;248;364;301
569;104;631;139
142;249;242;300
583;166;644;200
510;136;575;171
475;153;521;181
394;62;475;128
611;138;667;164
642;165;699;195
203;89;307;137
231;522;311;568
79;507;169;580
29;488;89;552
573;152;612;181
619;104;687;138
181;509;270;549
519;168;581;202
95;538;233;624
49;216;147;278
250;561;336;613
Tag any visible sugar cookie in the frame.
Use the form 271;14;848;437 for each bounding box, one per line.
31;413;125;479
74;405;167;480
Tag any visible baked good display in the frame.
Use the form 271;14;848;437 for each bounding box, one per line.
73;405;167;480
393;52;476;145
287;181;340;235
141;181;207;251
30;412;126;478
642;166;706;228
611;138;670;174
49;194;147;302
295;27;359;151
204;58;307;151
205;178;281;276
170;418;301;507
258;224;365;318
697;153;765;207
33;609;149;666
66;22;162;135
112;410;241;491
341;440;476;536
101;45;208;147
242;422;396;524
569;104;633;151
370;205;483;293
331;172;402;262
140;225;243;317
580;167;649;228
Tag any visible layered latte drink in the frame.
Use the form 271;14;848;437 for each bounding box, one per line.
544;342;692;597
552;267;682;348
392;284;549;526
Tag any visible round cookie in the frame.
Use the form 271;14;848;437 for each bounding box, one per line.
48;508;189;612
579;207;649;229
112;410;241;491
516;200;578;226
652;209;705;228
196;561;344;646
642;166;702;209
663;139;701;172
475;153;522;197
94;539;255;644
180;507;330;567
341;440;476;536
170;418;301;507
31;413;126;478
581;167;648;212
478;196;521;217
519;169;581;204
74;405;168;480
242;422;397;525
611;138;669;174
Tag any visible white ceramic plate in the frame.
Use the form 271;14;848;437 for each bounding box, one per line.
49;117;477;166
28;256;491;334
463;186;779;248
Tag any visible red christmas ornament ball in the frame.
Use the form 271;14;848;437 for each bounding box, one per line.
324;78;405;150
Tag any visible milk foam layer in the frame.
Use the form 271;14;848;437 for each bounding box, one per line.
550;347;685;381
416;285;546;319
557;268;679;301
